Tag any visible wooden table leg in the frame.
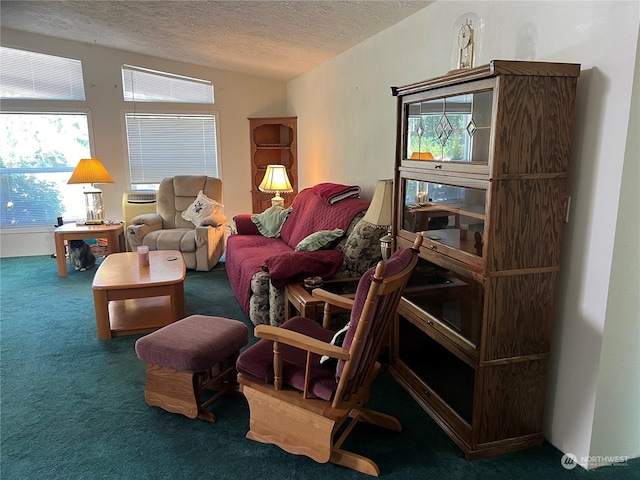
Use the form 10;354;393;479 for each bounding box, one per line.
54;233;68;276
106;231;119;255
171;282;185;321
93;289;112;339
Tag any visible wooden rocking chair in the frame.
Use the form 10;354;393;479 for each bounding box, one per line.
236;235;422;476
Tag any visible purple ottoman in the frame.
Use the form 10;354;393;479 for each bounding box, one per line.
135;315;249;422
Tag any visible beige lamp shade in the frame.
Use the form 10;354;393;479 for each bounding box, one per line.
362;179;393;226
67;158;114;185
259;165;293;207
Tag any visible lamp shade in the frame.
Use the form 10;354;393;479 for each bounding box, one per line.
258;165;293;193
362;179;393;226
410;151;434;160
67;158;114;185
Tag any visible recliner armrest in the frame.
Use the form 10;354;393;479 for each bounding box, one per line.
131;213;163;226
127;214;163;244
199;213;227;227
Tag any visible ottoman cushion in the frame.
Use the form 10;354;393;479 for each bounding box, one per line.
135;315;249;372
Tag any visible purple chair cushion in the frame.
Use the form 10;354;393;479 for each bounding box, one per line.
135;315;249;372
236;316;338;401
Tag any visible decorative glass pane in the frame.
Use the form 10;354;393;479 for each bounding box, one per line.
405;90;492;164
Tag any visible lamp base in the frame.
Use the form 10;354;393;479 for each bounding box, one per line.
83;188;106;225
270;193;285;207
380;232;393;261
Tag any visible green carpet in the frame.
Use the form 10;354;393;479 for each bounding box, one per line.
1;255;637;479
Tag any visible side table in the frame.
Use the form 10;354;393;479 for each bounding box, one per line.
285;278;360;327
54;223;125;276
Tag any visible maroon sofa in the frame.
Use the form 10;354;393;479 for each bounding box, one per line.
226;185;387;326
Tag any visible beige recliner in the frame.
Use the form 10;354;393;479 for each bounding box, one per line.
126;176;227;271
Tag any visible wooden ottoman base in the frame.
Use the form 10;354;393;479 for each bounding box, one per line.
143;353;240;423
135;314;249;423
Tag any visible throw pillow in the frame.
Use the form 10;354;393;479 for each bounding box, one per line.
320;323;350;366
341;219;385;274
181;190;224;227
295;228;344;251
251;205;292;238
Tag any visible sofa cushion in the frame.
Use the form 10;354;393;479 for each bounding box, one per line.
143;228;197;252
295;228;344;251
251;205;292;238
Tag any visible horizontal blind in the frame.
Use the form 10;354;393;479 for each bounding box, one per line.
122;65;213;103
126;114;218;185
0;47;86;100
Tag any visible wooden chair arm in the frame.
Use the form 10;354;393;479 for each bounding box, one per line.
254;325;350;361
311;288;355;311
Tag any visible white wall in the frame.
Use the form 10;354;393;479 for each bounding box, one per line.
287;0;640;469
0;28;289;257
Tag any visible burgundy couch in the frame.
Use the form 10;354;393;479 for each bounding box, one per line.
226;186;387;326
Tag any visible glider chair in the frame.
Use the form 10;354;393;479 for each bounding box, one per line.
236;235;423;476
126;176;227;271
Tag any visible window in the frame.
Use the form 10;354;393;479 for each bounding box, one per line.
122;65;218;190
1;113;91;226
0;47;89;228
125;114;219;189
122;65;214;103
0;47;85;100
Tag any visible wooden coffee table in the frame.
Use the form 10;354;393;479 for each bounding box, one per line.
92;250;186;340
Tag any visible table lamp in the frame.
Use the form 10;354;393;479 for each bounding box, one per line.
362;179;394;260
259;165;293;207
67;158;114;224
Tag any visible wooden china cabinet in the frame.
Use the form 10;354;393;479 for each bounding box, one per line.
388;60;580;459
249;117;298;213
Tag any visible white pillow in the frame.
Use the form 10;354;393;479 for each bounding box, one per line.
181;190;224;227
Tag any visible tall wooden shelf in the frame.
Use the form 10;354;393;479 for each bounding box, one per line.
249;117;297;213
388;60;580;459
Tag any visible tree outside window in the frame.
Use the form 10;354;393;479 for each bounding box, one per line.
1;113;91;227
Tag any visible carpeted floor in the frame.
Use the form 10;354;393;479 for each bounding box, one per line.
1;255;637;479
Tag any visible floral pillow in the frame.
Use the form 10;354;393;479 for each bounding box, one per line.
181;190;224;227
341;219;385;274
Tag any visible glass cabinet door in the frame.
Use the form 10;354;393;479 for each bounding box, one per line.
405;90;492;165
402;178;486;259
402;257;483;348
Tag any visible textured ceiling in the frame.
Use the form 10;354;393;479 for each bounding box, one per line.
0;0;431;81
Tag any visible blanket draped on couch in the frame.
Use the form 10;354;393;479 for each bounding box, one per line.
226;187;369;317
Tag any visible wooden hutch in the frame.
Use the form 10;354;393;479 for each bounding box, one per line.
388;60;580;459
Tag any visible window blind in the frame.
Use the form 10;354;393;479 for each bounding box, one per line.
125;114;219;186
122;65;214;103
0;47;86;100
